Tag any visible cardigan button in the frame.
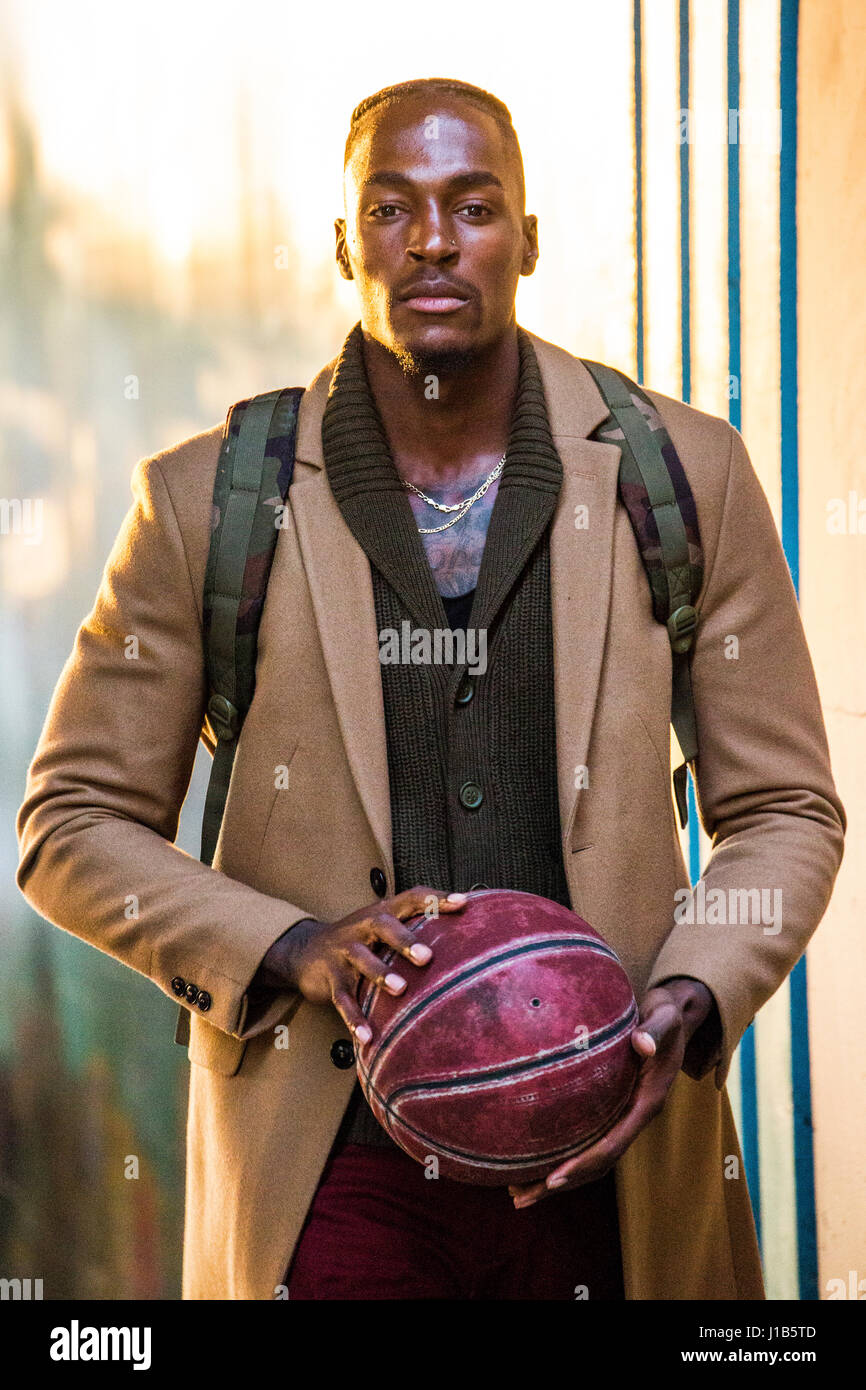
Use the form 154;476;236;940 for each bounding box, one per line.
370;867;387;897
330;1039;356;1070
459;781;484;810
455;676;474;705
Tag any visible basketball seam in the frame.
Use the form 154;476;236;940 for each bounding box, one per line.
360;935;622;1095
374;1001;639;1102
366;1084;636;1172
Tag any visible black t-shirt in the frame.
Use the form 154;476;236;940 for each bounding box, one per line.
440;588;475;632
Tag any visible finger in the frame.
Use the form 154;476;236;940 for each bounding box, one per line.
510;1180;548;1209
331;984;373;1046
544;1130;622;1190
350;909;423;966
384;886;470;963
368;910;437;965
341;941;407;996
391;886;469;921
631;999;682;1056
631;1029;657;1058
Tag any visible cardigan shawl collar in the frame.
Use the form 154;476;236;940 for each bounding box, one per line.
320;320;563;642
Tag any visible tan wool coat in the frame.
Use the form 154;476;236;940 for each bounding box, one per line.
16;325;846;1300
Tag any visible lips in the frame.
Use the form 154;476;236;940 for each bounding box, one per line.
398;280;471;313
402;295;468;314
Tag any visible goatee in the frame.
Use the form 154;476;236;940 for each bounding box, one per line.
391;340;480;378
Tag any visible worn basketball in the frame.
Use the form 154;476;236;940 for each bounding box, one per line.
354;888;640;1185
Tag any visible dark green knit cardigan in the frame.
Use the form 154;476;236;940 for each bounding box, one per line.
321;320;572;1149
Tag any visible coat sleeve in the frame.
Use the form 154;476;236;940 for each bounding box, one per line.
645;422;846;1089
15;450;311;1042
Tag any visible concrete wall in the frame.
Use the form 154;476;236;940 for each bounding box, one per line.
798;0;866;1299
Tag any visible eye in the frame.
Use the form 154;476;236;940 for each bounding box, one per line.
460;203;491;218
370;204;402;218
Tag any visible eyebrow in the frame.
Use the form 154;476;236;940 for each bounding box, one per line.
361;169;505;194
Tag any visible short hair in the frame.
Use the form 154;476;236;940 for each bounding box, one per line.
343;77;525;209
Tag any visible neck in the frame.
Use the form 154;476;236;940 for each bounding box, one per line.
359;320;520;489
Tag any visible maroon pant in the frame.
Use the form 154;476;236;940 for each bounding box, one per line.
286;1142;624;1300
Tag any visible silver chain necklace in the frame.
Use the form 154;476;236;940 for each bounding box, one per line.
403;452;507;533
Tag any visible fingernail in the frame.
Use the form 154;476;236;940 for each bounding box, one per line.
637;1031;656;1053
446;893;468;902
409;944;432;963
547;1176;567;1189
354;1024;371;1045
513;1196;536;1209
384;973;406;992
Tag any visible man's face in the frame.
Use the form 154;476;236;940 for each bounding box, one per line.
336;95;538;372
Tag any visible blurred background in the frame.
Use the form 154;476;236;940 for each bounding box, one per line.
1;0;863;1300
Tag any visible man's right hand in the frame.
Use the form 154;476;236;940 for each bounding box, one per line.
256;886;468;1043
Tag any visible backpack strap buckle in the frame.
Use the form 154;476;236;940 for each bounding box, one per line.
207;693;240;742
667;604;698;654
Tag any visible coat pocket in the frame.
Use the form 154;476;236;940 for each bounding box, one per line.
187;1011;247;1077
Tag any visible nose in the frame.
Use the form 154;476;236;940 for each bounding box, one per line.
406;205;457;261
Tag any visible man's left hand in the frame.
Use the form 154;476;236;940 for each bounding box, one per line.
508;976;716;1209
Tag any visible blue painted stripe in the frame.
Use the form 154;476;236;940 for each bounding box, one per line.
634;0;645;383
687;775;700;884
790;958;817;1297
726;0;761;1250
739;1021;761;1246
779;0;818;1302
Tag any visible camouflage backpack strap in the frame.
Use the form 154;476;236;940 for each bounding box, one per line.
174;385;303;1049
581;359;704;830
200;386;304;863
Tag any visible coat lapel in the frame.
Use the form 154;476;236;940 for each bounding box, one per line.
288;359;395;869
288;328;623;875
529;332;624;849
548;434;623;846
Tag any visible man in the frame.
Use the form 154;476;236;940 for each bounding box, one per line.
16;78;845;1300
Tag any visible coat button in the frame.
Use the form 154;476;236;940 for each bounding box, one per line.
455;676;474;705
370;867;387;897
196;990;212;1012
458;780;484;810
171;976;186;997
330;1039;355;1069
185;982;199;1004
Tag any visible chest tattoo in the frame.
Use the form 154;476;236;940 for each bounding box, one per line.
405;476;501;599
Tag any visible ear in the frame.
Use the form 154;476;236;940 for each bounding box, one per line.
520;213;539;278
334;219;354;282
